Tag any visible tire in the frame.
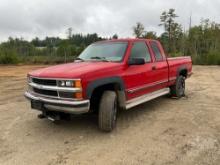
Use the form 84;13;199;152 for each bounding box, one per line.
170;75;185;98
98;91;117;132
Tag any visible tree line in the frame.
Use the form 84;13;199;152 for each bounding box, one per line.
0;8;220;65
133;9;220;65
0;33;107;64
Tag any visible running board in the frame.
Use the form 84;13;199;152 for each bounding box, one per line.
126;88;170;109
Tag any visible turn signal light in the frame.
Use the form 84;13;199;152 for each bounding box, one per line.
75;80;82;88
75;92;83;99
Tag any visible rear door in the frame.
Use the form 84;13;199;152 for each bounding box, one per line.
148;41;169;90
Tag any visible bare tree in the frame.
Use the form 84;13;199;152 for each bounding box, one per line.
159;9;179;52
133;22;145;38
66;27;73;40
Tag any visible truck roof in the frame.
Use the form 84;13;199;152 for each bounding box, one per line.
95;38;158;44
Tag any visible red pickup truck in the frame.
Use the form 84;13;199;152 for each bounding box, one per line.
25;39;192;132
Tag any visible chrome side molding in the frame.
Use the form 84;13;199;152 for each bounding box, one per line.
127;80;168;94
126;88;170;109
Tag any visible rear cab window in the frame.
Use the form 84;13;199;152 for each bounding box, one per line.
150;41;163;61
129;42;152;63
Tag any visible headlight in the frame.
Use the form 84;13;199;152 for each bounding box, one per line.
59;80;73;87
65;80;72;87
58;80;82;88
58;79;83;99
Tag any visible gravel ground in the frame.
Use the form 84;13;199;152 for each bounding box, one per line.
0;65;219;165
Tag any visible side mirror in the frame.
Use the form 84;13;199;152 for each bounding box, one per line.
128;58;145;65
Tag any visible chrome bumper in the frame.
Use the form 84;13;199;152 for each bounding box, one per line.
24;91;90;114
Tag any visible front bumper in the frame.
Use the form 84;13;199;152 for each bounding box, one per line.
24;91;90;114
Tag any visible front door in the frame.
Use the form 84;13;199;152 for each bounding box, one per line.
124;41;155;100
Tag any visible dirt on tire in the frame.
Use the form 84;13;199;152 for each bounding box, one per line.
0;65;220;165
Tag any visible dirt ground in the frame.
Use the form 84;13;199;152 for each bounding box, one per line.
0;65;219;165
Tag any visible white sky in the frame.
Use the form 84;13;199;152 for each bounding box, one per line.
0;0;219;42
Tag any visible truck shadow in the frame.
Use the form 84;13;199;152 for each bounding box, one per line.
36;96;169;134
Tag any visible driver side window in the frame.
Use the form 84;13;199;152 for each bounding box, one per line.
129;42;151;62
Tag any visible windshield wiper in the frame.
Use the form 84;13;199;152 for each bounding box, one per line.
90;56;110;62
75;57;84;61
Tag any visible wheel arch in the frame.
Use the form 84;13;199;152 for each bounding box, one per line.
177;66;188;78
86;77;126;111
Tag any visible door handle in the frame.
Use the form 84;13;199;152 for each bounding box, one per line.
152;66;156;70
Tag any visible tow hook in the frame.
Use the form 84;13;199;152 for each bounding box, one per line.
37;113;60;124
47;115;60;121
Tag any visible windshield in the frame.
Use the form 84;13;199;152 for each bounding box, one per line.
78;42;128;62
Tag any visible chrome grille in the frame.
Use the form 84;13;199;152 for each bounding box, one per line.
33;88;58;97
28;77;82;100
32;78;56;86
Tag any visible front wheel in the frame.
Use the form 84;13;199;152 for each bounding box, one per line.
170;75;185;98
98;91;117;132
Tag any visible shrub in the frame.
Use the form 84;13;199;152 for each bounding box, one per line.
0;49;18;64
205;51;220;65
19;55;74;64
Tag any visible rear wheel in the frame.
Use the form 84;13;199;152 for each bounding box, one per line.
98;91;117;132
170;75;185;98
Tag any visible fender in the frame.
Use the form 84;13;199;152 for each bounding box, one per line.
86;76;125;99
177;65;188;77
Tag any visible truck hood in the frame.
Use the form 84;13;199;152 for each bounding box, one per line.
29;61;122;79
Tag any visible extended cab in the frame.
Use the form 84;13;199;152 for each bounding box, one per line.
25;39;192;132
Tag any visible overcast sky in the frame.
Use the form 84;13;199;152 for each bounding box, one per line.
0;0;219;42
